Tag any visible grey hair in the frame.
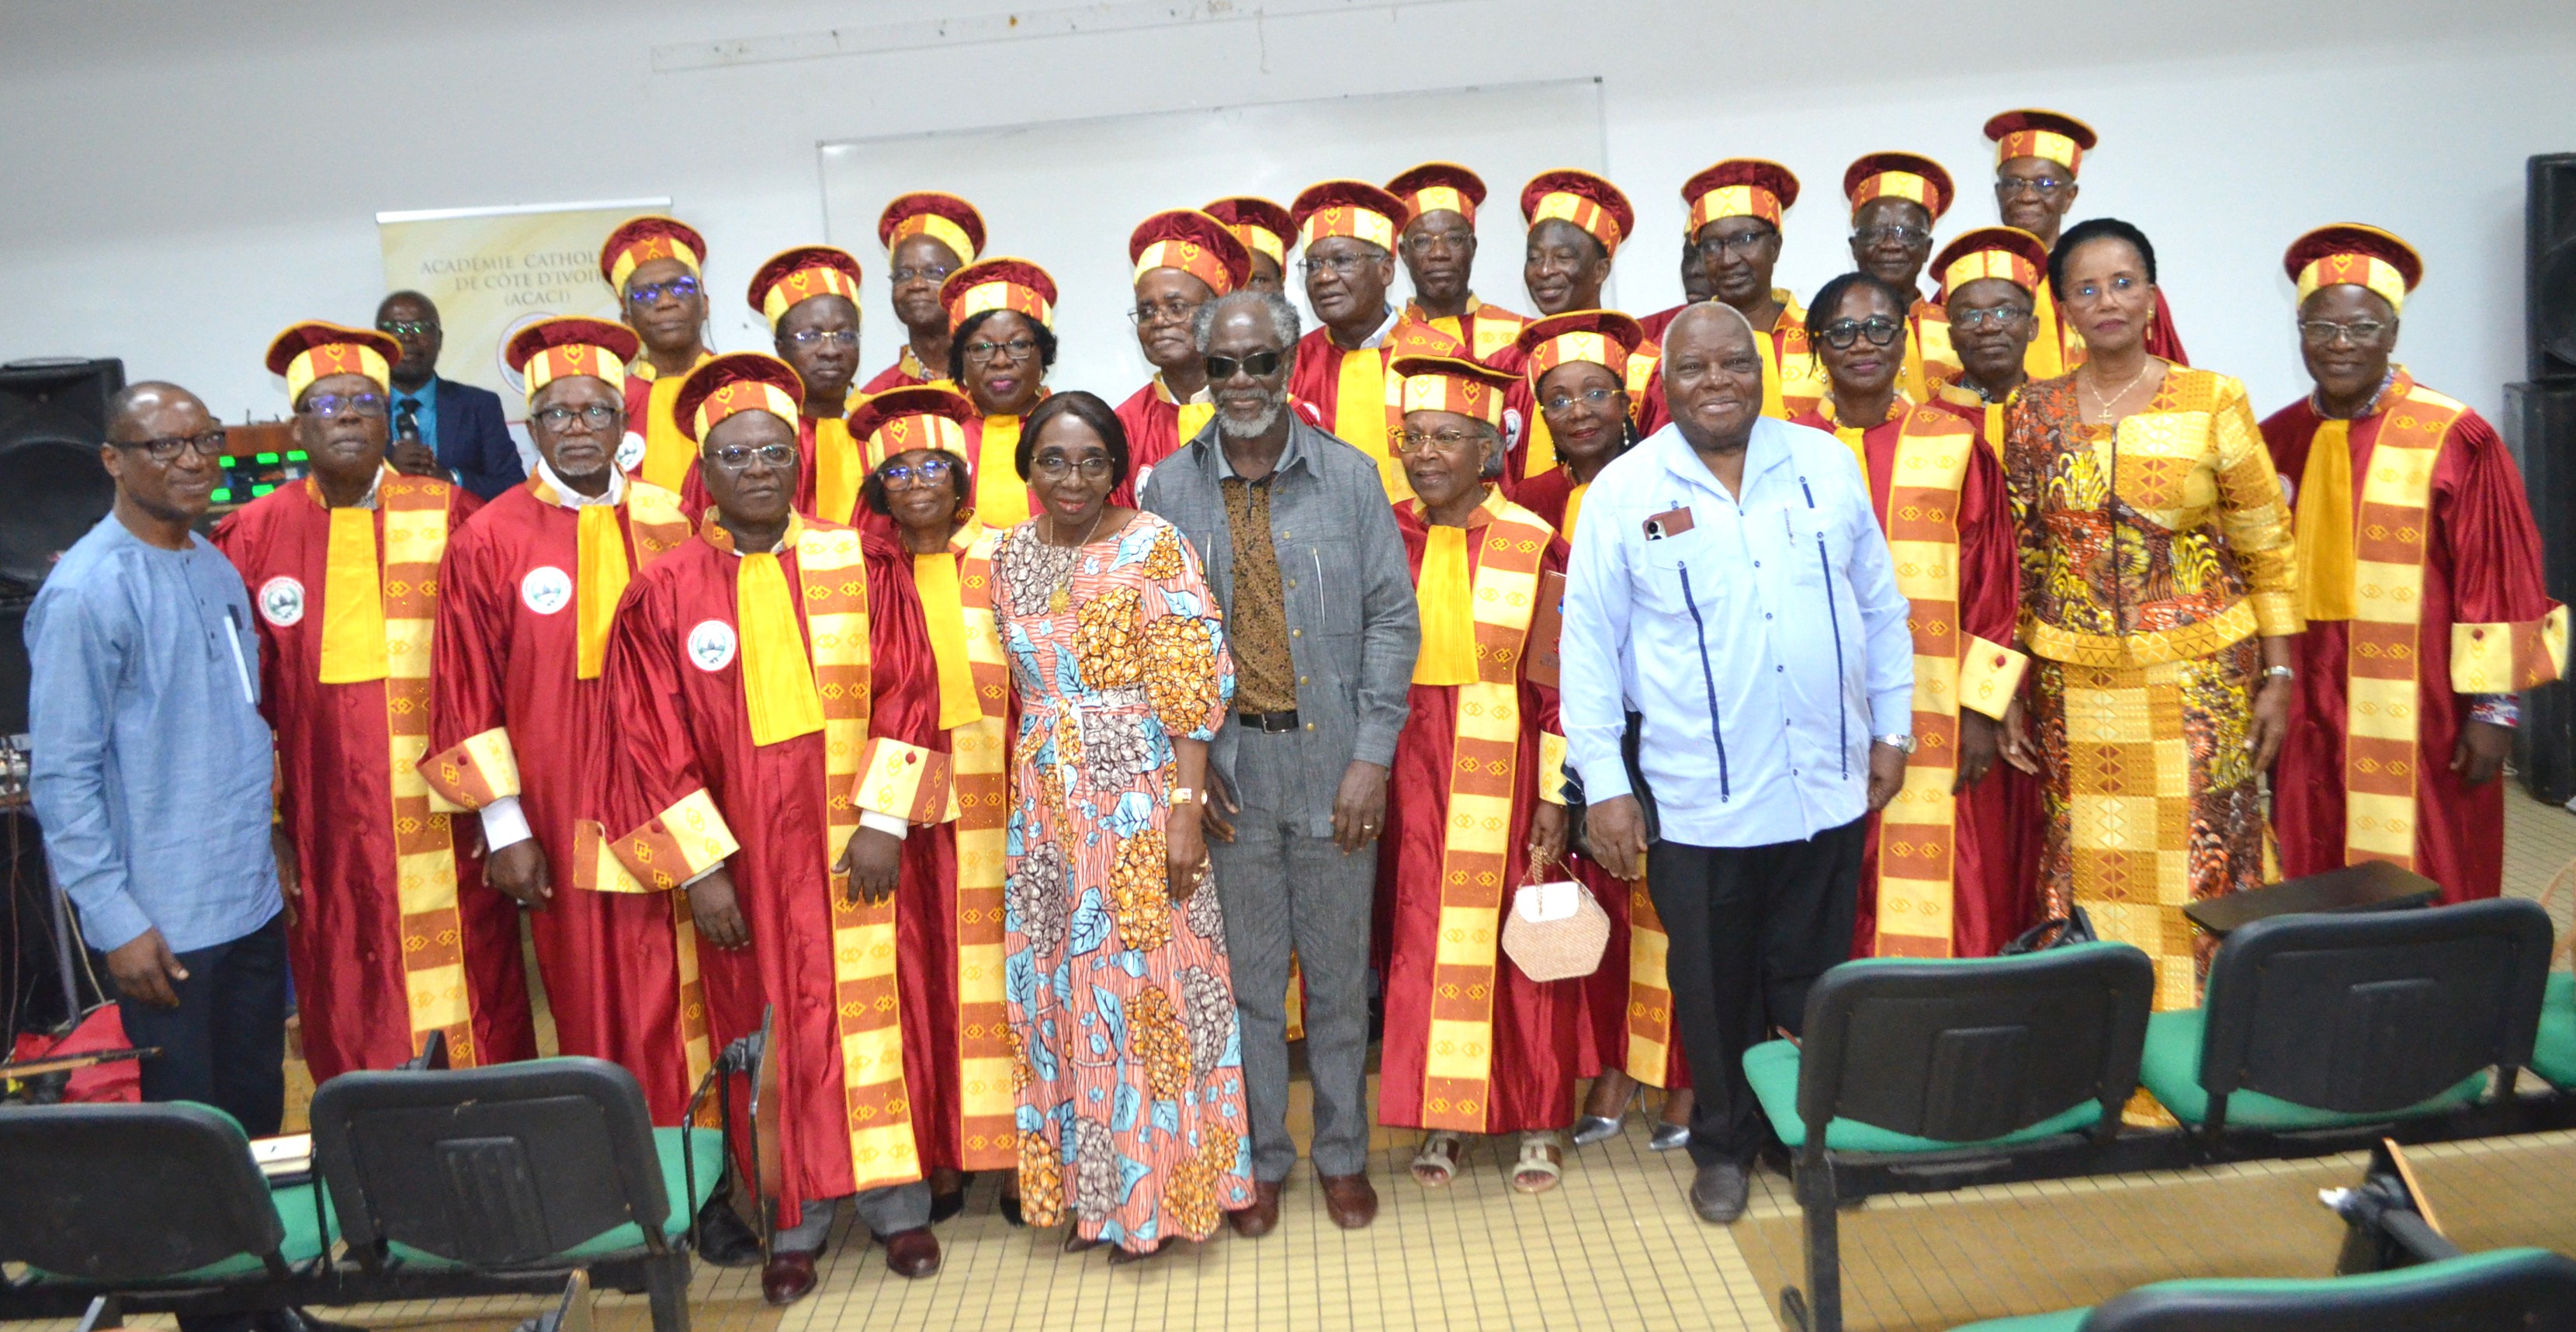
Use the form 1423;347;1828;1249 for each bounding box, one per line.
1193;289;1302;356
1671;298;1757;343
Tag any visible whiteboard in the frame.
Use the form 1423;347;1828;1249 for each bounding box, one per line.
818;79;1607;402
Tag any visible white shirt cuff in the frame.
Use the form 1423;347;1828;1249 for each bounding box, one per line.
477;796;533;852
681;864;723;888
858;810;911;840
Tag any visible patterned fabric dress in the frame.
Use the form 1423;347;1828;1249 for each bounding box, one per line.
994;512;1251;1250
2004;366;2300;1014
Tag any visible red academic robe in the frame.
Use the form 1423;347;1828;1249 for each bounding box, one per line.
1286;317;1465;501
1795;403;2033;957
622;352;716;498
1375;498;1584;1134
2262;376;2565;901
1403;297;1530;363
1638;303;1687;344
1111;376;1215;508
862;345;945;395
213;475;534;1081
602;522;949;1223
421;475;701;1122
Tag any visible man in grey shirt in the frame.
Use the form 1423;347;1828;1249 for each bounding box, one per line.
29;382;288;1139
1142;290;1420;1236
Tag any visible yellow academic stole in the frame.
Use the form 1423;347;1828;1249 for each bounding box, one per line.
2332;383;2457;872
562;478;693;899
970;415;1033;529
1906;301;1959;404
948;524;1018;1171
1756;297;1824;421
1417;496;1550;1132
809;415;866;526
1333;344;1411;502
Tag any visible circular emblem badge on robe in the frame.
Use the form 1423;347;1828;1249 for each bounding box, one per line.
257;575;305;626
521;565;574;616
686;619;738;673
615;430;648;473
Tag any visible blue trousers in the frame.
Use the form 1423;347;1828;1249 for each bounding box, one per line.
111;911;289;1137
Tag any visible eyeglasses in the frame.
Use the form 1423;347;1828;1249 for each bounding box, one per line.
302;392;388;419
625;276;702;306
1851;224;1931;248
1994;175;2069;197
784;328;858;348
113;429;228;463
879;457;956;486
1129;297;1201;327
706;442;798;469
1398;428;1483;453
1693;227;1777;262
1298;252;1375;278
1031;454;1114;479
1204;350;1283;380
1541;386;1622;414
964;337;1037;363
1401;227;1472;254
533;403;620;429
1815;317;1903;350
1950;307;2031;331
2298;317;2391;346
377;321;438;337
890;264;955;285
2063;275;2145;303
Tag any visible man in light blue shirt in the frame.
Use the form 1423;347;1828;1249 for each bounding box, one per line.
1559;304;1914;1223
29;381;289;1142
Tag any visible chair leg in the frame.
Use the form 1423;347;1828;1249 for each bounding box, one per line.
75;1296;121;1332
1798;1157;1843;1332
643;1251;692;1332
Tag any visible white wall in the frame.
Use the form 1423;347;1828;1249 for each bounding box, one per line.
3;0;2571;424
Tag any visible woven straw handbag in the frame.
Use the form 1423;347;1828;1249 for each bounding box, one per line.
1501;859;1610;982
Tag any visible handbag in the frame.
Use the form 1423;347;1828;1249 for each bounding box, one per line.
1500;858;1612;982
1999;904;2099;956
1564;710;1659;862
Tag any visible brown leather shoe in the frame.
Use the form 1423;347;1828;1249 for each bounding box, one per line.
761;1250;817;1306
1227;1179;1283;1237
882;1226;941;1278
1319;1172;1378;1230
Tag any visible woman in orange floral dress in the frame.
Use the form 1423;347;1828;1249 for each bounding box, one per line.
993;391;1250;1262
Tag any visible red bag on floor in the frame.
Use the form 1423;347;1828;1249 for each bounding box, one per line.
10;1004;143;1103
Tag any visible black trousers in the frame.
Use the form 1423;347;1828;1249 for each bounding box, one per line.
1648;817;1867;1167
111;911;289;1138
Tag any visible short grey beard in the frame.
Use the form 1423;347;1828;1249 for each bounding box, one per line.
1215;395;1285;440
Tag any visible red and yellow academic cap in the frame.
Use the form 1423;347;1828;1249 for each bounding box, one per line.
939;257;1057;332
598;215;706;291
1682;159;1799;234
1513;310;1645;392
1930;226;2051;300
1129;210;1252;296
2283;223;2422;314
1291;180;1406;253
265;321;399;404
1519;170;1635;257
847;384;976;467
1984;109;2097;174
1391;353;1517;428
1386;161;1487;229
877;192;987;267
504;317;638;404
1204;196;1295;267
1843;152;1954;221
745;246;864;329
674;353;806;444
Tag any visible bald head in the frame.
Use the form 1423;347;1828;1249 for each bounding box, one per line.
99;380;224;539
1660;302;1765;453
1666;298;1756;349
106;381;213;441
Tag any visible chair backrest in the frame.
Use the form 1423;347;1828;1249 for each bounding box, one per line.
0;1102;286;1283
308;1056;668;1269
2197;899;2553;1115
2081;1247;2576;1330
1796;942;2156;1146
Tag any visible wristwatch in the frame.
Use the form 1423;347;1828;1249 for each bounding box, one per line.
2264;665;2297;682
1170;786;1198;806
1874;733;1916;754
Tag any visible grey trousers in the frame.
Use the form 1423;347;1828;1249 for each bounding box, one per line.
1209;728;1380;1181
772;1181;933;1254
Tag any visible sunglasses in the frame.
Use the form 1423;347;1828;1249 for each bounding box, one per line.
1205;350;1283;380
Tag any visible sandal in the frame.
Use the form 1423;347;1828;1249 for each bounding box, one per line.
1511;1132;1565;1195
1411;1130;1465;1187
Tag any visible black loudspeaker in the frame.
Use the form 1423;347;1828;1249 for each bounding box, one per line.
0;358;124;595
2529;154;2576;383
2509;381;2576;803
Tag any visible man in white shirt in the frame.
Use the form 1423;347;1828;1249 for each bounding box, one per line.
1558;301;1914;1223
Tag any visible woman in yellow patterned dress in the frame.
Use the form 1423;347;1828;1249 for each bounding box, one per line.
2002;219;2301;1011
992;390;1250;1263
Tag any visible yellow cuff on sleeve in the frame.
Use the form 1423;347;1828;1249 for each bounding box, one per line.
854;738;956;825
1537;731;1571;806
1956;635;2030;720
2248;591;2306;640
419;727;522;810
2451;605;2570;694
610;789;740;891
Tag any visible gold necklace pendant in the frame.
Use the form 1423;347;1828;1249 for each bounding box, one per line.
1049;581;1070;614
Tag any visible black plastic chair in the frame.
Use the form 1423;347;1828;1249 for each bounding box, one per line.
0;1101;327;1320
1751;942;2161;1332
1943;1246;2576;1330
307;1056;713;1332
2137;898;2557;1153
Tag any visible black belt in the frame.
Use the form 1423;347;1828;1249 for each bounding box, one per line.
1237;709;1300;734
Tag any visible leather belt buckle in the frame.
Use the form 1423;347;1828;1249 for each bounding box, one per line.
1239;709;1300;734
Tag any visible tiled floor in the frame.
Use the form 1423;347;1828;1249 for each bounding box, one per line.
55;794;2576;1332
